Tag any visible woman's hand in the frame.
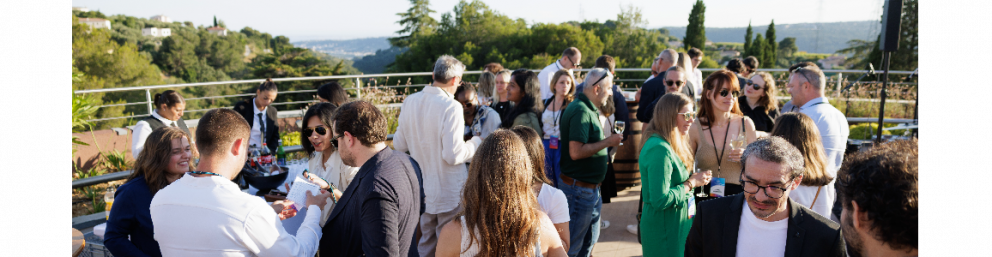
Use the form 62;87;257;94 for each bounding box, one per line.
689;170;713;188
303;171;330;190
728;147;745;163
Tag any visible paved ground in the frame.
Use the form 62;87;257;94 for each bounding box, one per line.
592;185;643;257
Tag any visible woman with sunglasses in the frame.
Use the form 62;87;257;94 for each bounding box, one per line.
639;93;712;257
300;102;354;225
688;70;758;201
740;71;781;137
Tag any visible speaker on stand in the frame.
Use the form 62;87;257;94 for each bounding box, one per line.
875;0;903;143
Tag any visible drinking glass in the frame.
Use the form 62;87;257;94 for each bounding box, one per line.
614;120;625;146
694;168;708;197
729;131;746;162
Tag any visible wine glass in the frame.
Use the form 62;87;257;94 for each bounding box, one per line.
614;120;625;146
694;168;708;197
729;130;746;162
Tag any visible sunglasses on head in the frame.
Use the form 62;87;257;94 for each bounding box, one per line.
665;80;685;87
304;126;327;136
718;89;741;98
746;80;762;90
678;111;696;122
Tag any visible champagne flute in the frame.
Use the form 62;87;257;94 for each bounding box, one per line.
614;120;625;146
694;168;708;197
729;130;746;162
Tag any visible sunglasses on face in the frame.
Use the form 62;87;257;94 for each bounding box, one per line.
665;80;685;87
304;126;327;136
678;111;696;122
719;89;741;98
329;134;341;148
746;80;762;90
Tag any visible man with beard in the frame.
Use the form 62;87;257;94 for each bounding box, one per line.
685;137;846;257
837;140;918;257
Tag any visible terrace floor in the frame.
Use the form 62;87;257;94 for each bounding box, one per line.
593;185;643;257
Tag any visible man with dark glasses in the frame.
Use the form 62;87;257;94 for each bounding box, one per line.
686;137;846;257
638;66;693;131
539;46;582;100
636;49;679;124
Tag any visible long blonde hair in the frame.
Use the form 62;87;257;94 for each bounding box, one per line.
462;130;542;256
769;113;833;186
642;93;695;170
478;72;496;101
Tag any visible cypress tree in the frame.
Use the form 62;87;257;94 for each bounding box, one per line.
751;34;766;65
213;16;217;27
764;20;777;68
744;22;753;56
684;0;707;51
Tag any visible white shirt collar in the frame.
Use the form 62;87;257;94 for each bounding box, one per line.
799;97;829;110
151;109;176;126
252;98;266;115
425;85;454;99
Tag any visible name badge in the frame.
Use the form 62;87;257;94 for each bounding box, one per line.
710;178;726;198
549;135;559;149
687;194;697;219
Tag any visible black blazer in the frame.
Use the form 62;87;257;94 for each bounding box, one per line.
641;79;695;125
636;71;666;123
319;148;425;257
232;98;279;153
685;193;847;257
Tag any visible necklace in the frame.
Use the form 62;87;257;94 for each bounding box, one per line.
707;118;732;176
189;171;223;177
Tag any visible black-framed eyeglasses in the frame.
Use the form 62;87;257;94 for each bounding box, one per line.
304;126;327;136
746;80;762;90
329;134;342;148
739;172;794;199
665;80;685;87
677;111;696;122
718;89;740;98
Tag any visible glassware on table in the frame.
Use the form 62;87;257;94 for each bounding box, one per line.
614;120;625;146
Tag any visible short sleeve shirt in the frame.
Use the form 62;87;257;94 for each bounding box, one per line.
559;93;609;184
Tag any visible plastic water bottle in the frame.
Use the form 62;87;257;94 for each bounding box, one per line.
104;186;116;220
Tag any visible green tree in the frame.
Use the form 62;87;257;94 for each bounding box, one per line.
684;0;707;51
778;37;798;57
743;22;753;56
390;0;438;47
749;34;766;64
836;39;875;69
848;0;917;71
763;20;777;68
213;15;217;27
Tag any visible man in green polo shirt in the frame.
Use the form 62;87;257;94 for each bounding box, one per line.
558;68;623;256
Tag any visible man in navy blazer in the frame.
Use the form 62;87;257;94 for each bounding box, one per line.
319;101;425;257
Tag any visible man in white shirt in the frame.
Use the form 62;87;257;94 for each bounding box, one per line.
786;63;850;186
685;137;845;257
687;47;705;97
538;47;582;100
151;108;332;257
392;55;483;257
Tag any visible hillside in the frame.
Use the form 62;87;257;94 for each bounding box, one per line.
292;37;392;59
663;20;880;54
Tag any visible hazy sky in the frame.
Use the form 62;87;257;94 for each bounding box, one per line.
71;0;886;41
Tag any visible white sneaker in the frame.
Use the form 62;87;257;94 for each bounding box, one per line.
626;224;638;235
601;220;610;229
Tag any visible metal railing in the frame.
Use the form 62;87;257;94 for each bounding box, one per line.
74;68;918;123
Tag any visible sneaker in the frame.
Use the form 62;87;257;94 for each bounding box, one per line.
601;220;610;229
626;224;638;235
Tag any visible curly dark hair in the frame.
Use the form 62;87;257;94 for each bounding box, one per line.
332;101;387;147
837;139;918;251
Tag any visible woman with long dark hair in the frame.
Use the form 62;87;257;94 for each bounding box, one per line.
502;69;545;137
131;90;192;159
436;130;566;257
511;126;571;251
106;127;194;257
770;112;835;217
300;102;357;225
316;81;349;107
688;70;758;199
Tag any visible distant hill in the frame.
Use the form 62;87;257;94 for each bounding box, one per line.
663;21;880;54
293;37;391;59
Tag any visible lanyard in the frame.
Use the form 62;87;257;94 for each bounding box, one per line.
707;119;732;175
793;99;828;112
550;96;565;127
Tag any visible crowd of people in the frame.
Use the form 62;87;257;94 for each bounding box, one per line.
104;46;917;257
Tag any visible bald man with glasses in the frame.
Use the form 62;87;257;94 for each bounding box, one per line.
539;47;582;100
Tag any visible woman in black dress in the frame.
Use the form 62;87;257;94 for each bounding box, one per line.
739;71;780;138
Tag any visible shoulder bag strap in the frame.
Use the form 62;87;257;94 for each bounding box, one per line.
810;186;822;208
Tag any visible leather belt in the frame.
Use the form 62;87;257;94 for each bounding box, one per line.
559;173;598;189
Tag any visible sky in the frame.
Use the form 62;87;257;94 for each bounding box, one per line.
71;0;886;41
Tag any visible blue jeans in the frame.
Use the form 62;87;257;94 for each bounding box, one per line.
542;139;562;187
557;176;602;257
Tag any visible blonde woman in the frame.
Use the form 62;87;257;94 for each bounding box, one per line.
675;52;698;99
541;69;574;186
770;112;836;217
477;72;497;106
742;71;781;137
436;130;567;257
639;93;712;256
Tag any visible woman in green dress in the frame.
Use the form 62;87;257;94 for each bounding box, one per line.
639;93;713;256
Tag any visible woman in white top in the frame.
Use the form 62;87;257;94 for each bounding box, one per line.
300;103;358;225
436;130;566;257
510;126;570;251
540;69;574;187
769;112;836;218
131;90;195;159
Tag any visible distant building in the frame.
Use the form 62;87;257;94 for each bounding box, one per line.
73;7;89;12
705;40;714;47
78;18;111;30
719;50;740;59
150;15;171;23
818;55;847;69
206;26;227;36
142;27;172;37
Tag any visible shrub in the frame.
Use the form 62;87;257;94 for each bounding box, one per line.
849;123;891;140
